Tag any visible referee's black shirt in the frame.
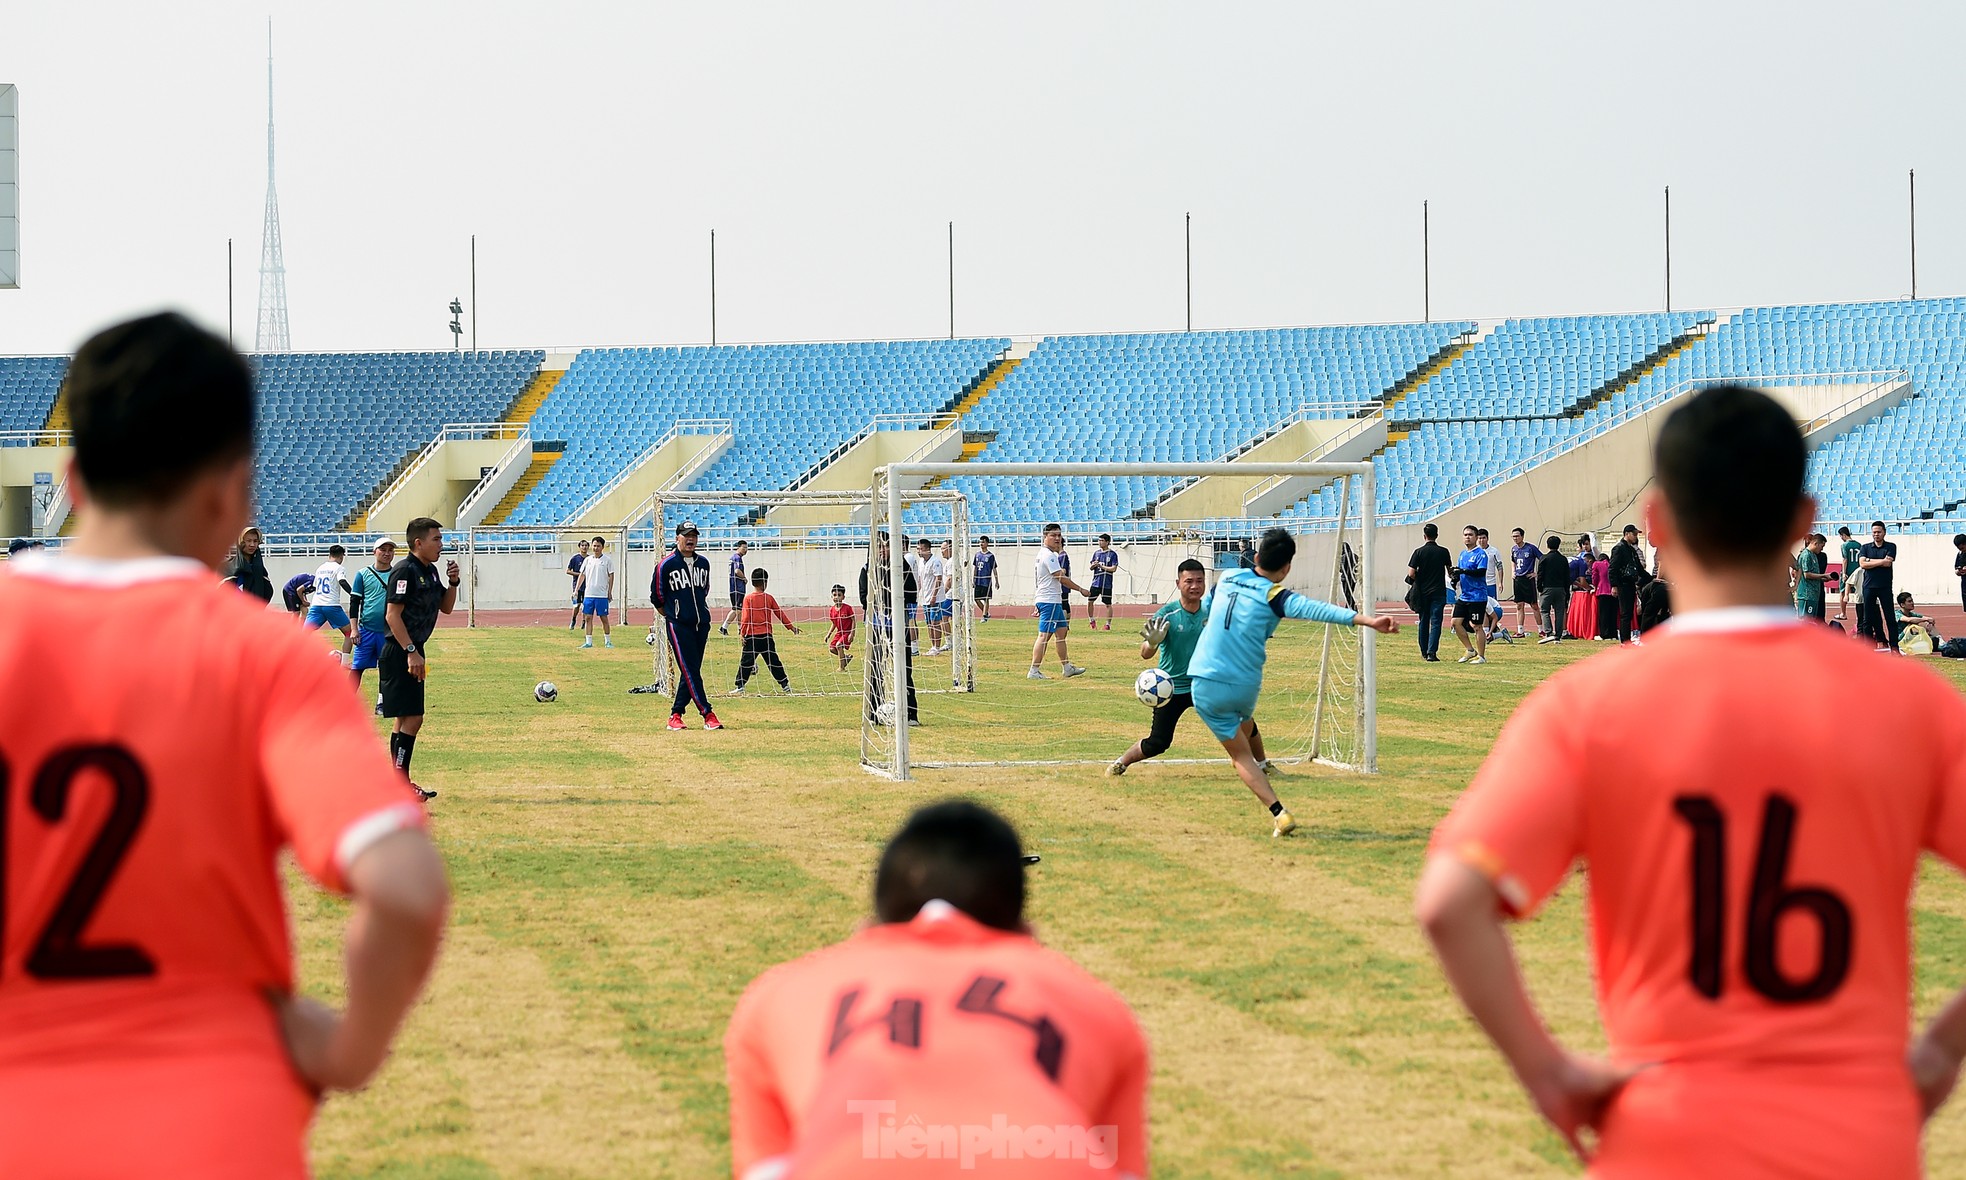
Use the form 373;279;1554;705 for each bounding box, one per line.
386;556;446;647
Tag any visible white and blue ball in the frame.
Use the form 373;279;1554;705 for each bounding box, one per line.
534;681;558;703
1134;668;1174;708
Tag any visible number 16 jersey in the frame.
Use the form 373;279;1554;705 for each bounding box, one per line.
1432;608;1966;1177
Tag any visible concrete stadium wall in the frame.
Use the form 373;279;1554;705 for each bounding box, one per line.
1155;417;1368;520
574;431;729;527
0;444;67;537
763;427;961;531
368;437;523;538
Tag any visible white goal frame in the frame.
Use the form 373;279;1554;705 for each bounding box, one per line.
642;487;973;700
864;460;1377;781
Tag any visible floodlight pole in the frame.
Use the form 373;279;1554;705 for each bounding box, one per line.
227;239;234;347
947;220;955;339
710;229;718;346
1422;201;1430;323
1184;212;1192;331
471;234;477;351
1664;186;1672;313
1910;169;1917;300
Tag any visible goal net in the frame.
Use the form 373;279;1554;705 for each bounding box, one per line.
461;523;635;628
639;488;974;701
860;462;1376;782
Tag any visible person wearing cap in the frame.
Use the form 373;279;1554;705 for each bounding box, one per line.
348;537;397;697
652;521;720;731
725;800;1149;1180
1609;524;1647;644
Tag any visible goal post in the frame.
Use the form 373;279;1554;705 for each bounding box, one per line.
861;460;1377;781
461;523;634;628
638;487;974;702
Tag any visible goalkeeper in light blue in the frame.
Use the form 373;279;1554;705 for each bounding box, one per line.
1189;527;1398;838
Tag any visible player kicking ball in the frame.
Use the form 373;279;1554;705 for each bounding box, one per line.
1110;557;1279;777
1417;385;1966;1176
1189;528;1397;837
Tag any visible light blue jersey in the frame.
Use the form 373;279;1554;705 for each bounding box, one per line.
1188;568;1356;689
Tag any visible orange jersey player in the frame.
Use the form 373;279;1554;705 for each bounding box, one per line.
0;313;449;1180
826;583;855;670
1416;384;1966;1179
725;801;1149;1179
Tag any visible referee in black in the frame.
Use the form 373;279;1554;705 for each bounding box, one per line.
381;515;458;801
858;530;918;725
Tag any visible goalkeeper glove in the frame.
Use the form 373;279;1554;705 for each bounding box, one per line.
1140;616;1170;650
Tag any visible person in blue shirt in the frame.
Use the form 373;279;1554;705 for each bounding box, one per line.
1450;524;1491;665
719;539;748;636
972;535;999;622
1188;528;1397;838
349;536;397;698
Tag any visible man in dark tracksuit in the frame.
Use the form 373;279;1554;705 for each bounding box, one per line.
653;521;719;730
858;532;918;725
1609;524;1646;645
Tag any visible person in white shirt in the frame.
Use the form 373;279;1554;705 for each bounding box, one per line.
918;537;949;655
575;534;616;649
303;542;357;662
1030;523;1091;680
904;540;928;656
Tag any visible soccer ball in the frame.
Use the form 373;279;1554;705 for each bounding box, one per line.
534;681;558;703
644;627;659;647
874;701;897;727
1134;668;1174;708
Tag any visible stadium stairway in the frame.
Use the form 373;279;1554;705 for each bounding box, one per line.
502;366;564;425
38;383;69;441
1376;333;1477;415
481;445;563;525
1558;317;1717;418
941;355;1021;418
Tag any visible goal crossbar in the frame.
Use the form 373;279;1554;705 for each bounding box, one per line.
870;460;1378;780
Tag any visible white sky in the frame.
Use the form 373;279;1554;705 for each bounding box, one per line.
1;1;1961;355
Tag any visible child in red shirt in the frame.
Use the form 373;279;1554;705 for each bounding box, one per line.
731;568;799;693
826;583;855;670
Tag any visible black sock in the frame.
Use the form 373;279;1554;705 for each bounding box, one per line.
387;732;402;766
395;734;417;777
1269;800;1284;816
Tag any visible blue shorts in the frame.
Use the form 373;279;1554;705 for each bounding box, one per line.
1191;677;1260;742
1037;601;1069;634
350;626;386;672
924;603;945;624
582;596;610;618
304;605;351;631
940;598;953;618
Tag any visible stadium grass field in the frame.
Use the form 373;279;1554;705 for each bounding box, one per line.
290;618;1966;1179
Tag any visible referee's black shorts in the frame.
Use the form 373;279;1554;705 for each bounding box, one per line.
379;641;427;718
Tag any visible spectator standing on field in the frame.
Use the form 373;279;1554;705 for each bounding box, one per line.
1535;535;1570;643
1954;533;1966;612
1590;549;1616;640
1858;520;1900;654
859;531;919;725
565;538;589;629
223;527;273;601
719;539;748;637
1793;533;1829;622
1837;525;1865;631
575;535;616;649
1406;523;1452;662
1610;524;1646;644
1509;528;1540;637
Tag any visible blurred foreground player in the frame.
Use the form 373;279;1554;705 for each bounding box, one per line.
726;800;1148;1179
0;313;448;1179
1417;384;1966;1177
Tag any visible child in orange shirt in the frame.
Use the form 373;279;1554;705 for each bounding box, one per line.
731;567;799;694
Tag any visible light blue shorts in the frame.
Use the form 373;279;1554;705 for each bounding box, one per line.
304;605;351;631
1191;676;1260;742
924;603;947;624
1037;601;1069;634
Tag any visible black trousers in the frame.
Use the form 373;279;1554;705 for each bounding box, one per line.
1862;582;1899;651
735;634;789;689
667;620;712;717
1616;583;1637;642
1596;595;1617;640
867;618;918;722
1137;692;1194;759
1538;588;1569;638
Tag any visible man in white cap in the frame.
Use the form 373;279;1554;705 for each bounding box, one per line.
348;536;397;701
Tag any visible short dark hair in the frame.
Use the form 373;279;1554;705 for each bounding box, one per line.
327;544;345;560
1838;526;1852;537
734;539;747;548
1654;384;1804;567
592;535;606;546
1256;527;1295;572
1511;527;1524;537
1176;558;1205;575
874;800;1025;931
1546;535;1562;549
406;517;442;547
751;568;768;585
1097;533;1111;543
1898;591;1913;604
1422;523;1438;540
1462;524;1478;534
1476;528;1490;539
830;583;846;594
67;312;254;508
1043;523;1062;535
1953;534;1966;548
1871;520;1887;532
978;535;992;544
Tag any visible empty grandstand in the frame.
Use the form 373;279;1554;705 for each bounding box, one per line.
0;355;65;435
250;350;542;533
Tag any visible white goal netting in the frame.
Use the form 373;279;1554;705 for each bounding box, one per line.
640;489;975;701
859;462;1377;781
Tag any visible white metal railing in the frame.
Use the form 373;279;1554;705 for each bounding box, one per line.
1382;369;1911;525
0;429;72;447
364;422;528;524
38;474;72;537
1152;400;1380;510
782;412;957;493
566;418;732;522
455;429;538;527
1240;410;1387;512
1797;369;1913;436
